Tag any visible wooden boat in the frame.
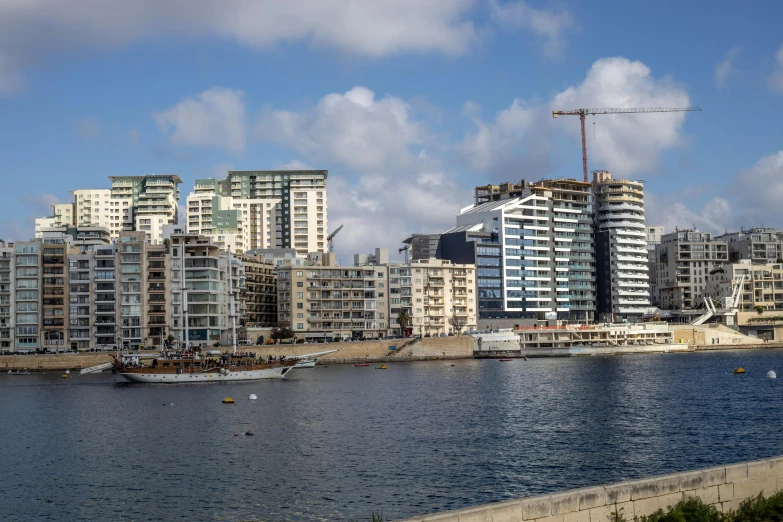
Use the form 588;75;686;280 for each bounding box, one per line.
114;352;296;384
354;363;371;367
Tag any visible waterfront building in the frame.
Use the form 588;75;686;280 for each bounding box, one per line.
409;259;477;336
445;179;596;324
0;241;15;353
277;253;389;340
715;228;783;264
14;239;41;353
186;170;328;255
654;229;728;309
704;260;783;313
166;228;244;349
387;264;413;336
93;244;119;350
239;254;278;328
592;171;651;321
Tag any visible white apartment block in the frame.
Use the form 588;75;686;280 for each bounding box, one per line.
110;175;181;244
654;229;728;309
34;203;76;237
704;260;783;313
73;189;114;234
592;171;651;321
409;259;477;336
186;170;327;255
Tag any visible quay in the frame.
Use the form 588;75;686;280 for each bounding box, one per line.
400;455;783;521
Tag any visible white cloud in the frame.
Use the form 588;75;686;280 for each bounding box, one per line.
715;47;741;88
646;151;783;235
0;0;478;93
276;159;313;170
769;43;783;93
551;57;692;176
458;98;552;175
154;87;246;154
256;85;467;256
490;0;574;57
258;86;426;171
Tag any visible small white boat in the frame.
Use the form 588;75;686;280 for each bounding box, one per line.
293;358;317;369
7;369;30;375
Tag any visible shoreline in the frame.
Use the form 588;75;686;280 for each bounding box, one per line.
1;341;782;372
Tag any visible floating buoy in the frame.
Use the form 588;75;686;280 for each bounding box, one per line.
61;373;68;378
768;370;777;379
234;433;239;437
222;397;235;404
248;394;258;400
65;370;70;374
733;367;746;374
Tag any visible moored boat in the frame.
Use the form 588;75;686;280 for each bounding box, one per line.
114;352;296;384
7;369;30;375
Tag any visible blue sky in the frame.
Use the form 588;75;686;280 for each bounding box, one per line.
1;0;782;256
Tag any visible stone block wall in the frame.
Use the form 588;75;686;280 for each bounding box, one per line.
401;456;783;521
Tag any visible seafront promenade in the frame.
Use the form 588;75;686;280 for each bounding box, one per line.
400;455;783;521
1;336;782;371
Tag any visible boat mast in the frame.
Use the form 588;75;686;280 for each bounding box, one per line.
229;255;237;354
181;238;189;352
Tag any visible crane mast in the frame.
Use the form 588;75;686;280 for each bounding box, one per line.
552;106;702;182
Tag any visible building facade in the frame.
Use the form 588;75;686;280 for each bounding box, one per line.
239;254;278;328
592;171;650;321
186;170;328;255
110;175;182;244
409;259;477;336
655;229;728;309
0;241;14;352
448;179;596;323
277;253;389;340
715;228;783;264
704;260;783;313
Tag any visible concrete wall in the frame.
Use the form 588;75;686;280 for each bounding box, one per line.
401;455;783;521
670;324;762;346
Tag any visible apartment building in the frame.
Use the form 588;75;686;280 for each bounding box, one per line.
14;240;41;353
0;241;14;352
93;244;119;350
34;203;76;237
655;229;728;309
401;234;442;261
592;171;650;321
146;243;170;349
646;226;665;305
447;179;596;323
387;264;413;335
277;253;389;340
167;229;243;349
110;175;181;243
186;170;328;255
240;254;278;328
704;260;783;313
715;228;783;264
409;259;477;336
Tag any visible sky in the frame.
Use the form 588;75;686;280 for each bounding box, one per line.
0;0;782;259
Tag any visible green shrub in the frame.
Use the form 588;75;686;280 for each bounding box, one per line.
637;497;724;522
605;491;783;522
732;492;783;521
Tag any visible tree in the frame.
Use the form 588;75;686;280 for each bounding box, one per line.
270;325;295;343
754;304;765;316
449;313;466;335
397;310;411;337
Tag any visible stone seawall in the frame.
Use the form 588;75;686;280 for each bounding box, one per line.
400;455;783;521
0;353;113;371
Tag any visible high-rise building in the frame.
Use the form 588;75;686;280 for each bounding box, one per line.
654;229;728;309
447;179;596;325
73;189;113;234
34;203;76;237
715;228;783;264
186;170;328;255
110;175;182;244
592;171;651;321
14;240;41;353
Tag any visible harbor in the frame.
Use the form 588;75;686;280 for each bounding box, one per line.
2;349;782;521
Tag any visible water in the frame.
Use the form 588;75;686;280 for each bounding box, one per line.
1;350;783;521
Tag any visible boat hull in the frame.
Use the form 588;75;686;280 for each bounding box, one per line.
119;366;292;384
293;359;316;369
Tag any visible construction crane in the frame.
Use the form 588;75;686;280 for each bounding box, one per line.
398;245;410;264
552;107;702;182
327;224;344;253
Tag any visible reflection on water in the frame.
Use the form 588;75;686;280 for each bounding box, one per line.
1;350;782;521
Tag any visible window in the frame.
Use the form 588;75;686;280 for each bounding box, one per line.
297;323;304;330
297;303;303;309
297;282;303;287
